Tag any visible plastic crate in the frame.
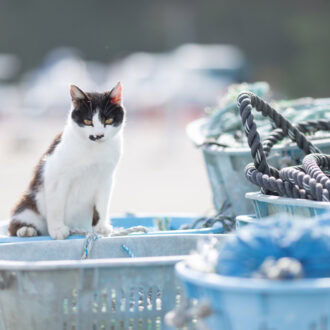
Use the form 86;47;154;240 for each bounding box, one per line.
186;118;330;215
0;214;224;243
246;192;330;220
176;261;330;330
0;234;227;330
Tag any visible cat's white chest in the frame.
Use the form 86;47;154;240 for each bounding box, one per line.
64;163;108;230
42;131;122;231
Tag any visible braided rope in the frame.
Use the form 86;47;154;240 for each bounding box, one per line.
81;233;99;259
262;120;330;157
297;120;330;134
262;128;285;157
110;225;148;236
238;92;330;200
121;244;136;257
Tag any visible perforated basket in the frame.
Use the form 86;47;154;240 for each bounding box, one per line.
187;118;330;215
176;261;330;330
0;234;226;330
246;191;330;220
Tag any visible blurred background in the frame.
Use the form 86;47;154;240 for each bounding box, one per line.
0;1;329;218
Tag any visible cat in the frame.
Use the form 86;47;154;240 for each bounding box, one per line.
9;82;124;240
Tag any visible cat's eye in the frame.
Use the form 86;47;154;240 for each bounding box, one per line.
105;118;113;125
84;119;93;126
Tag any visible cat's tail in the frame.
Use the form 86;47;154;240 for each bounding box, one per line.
9;208;47;237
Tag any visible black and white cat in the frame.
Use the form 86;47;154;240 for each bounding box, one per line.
9;83;124;240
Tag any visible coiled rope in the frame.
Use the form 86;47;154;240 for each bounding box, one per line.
238;92;330;201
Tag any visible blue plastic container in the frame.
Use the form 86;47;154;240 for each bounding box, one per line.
0;214;224;243
176;261;330;330
0;235;229;330
246;192;330;220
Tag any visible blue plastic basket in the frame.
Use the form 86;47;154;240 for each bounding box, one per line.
176;261;330;330
0;214;224;243
246;192;330;220
0;235;227;330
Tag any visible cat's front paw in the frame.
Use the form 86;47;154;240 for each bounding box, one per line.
49;225;70;240
94;223;113;237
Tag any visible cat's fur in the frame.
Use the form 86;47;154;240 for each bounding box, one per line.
9;83;124;240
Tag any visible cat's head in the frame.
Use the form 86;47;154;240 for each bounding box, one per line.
69;83;124;142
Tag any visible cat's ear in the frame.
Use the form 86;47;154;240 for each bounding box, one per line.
69;84;88;102
109;82;122;105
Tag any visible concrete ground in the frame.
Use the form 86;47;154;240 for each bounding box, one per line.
0;114;213;221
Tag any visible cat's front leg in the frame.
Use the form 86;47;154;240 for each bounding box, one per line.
45;179;70;240
93;180;113;236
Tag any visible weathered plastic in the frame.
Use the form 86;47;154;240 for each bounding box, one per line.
0;234;227;330
176;261;330;330
187;118;330;215
246;191;330;219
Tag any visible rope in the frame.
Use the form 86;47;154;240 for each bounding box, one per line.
78;226;147;260
110;225;148;236
181;214;235;232
121;244;135;258
262;120;330;157
238;92;330;200
81;232;99;260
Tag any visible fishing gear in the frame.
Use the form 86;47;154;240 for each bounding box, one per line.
238;92;330;201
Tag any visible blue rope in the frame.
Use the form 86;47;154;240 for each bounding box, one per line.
81;233;100;260
121;244;135;258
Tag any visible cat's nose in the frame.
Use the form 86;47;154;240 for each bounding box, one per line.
96;134;104;140
89;134;104;141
